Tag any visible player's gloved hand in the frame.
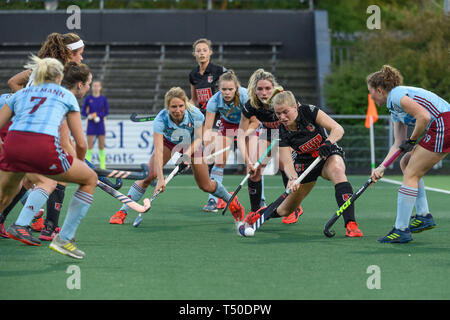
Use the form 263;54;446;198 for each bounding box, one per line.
94;116;100;123
399;139;416;153
318;140;333;159
176;154;191;174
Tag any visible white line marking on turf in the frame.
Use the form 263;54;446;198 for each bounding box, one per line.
381;178;450;195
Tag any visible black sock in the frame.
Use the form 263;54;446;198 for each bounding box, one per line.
260;197;285;221
45;184;66;228
280;170;289;188
1;186;28;221
335;181;355;226
247;179;262;212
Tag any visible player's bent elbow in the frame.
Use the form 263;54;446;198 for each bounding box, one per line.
422;112;431;125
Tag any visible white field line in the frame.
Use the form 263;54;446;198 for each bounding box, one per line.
381;178;450;195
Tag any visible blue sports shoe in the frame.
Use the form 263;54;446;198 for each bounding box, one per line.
378;227;413;243
409;214;436;233
203;198;218;213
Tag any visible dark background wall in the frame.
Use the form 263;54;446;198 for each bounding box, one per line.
0;10;316;60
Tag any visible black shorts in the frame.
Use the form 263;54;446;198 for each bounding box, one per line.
293;144;345;184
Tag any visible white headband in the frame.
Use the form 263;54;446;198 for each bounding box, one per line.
66;40;84;51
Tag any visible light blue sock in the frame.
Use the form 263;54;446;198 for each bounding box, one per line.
261;175;266;201
120;182;146;213
15;188;49;226
415;178;429;216
19;189;31;206
395;185;418;231
59;190;93;241
212;180;231;203
208;166;224;202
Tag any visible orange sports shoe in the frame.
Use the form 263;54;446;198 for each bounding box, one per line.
282;205;303;225
109;210;127;224
31;209;45;232
243;209;262;226
346;221;363;237
216;198;226;209
228;194;245;222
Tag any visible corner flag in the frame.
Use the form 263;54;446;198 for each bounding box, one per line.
364;94;378;128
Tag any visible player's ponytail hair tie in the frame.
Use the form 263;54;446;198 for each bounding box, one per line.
266;86;284;106
270;90;297;110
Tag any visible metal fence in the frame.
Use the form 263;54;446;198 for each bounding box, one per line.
102;114;448;175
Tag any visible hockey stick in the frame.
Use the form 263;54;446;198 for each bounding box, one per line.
96;180;151;213
130;112;157;122
84;159;123;190
132;165;181;227
239;156;322;237
132;146;231;227
222;139;278;216
93;163;149;180
323;149;404;238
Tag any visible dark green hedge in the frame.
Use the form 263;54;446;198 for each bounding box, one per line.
325;8;450;115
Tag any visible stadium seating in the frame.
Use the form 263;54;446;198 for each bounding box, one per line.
0;42;319;114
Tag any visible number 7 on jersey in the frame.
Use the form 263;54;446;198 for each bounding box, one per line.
29;96;47;114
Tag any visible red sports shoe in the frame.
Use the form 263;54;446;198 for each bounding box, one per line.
0;222;9;238
216;198;226;209
228;194;245;222
31;209;45;232
243;209;262;226
346;221;363;237
109;210;127;224
282;205;304;224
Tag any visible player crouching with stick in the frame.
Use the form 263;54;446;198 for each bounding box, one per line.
240;90;362;237
109;87;245;225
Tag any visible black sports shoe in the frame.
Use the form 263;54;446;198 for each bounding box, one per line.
6;224;41;246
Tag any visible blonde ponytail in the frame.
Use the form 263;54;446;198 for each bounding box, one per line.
24;55;64;86
270;90;296;109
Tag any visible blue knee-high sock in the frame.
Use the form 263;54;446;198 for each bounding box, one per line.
415;178;429;216
20;189;31;206
15;188;49;226
120;182;146;213
261;175;266;201
395;185;418;231
208;166;224;202
212;180;231;203
59;190;93;241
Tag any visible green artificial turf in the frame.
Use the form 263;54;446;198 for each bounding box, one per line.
1;175;449;300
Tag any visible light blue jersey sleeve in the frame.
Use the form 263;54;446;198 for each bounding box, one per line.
387;86;415;125
5;93;17;112
0;93;13;108
206;92;221;114
389;86;409;108
190;106;205;128
64;89;80;113
152;109;168;135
